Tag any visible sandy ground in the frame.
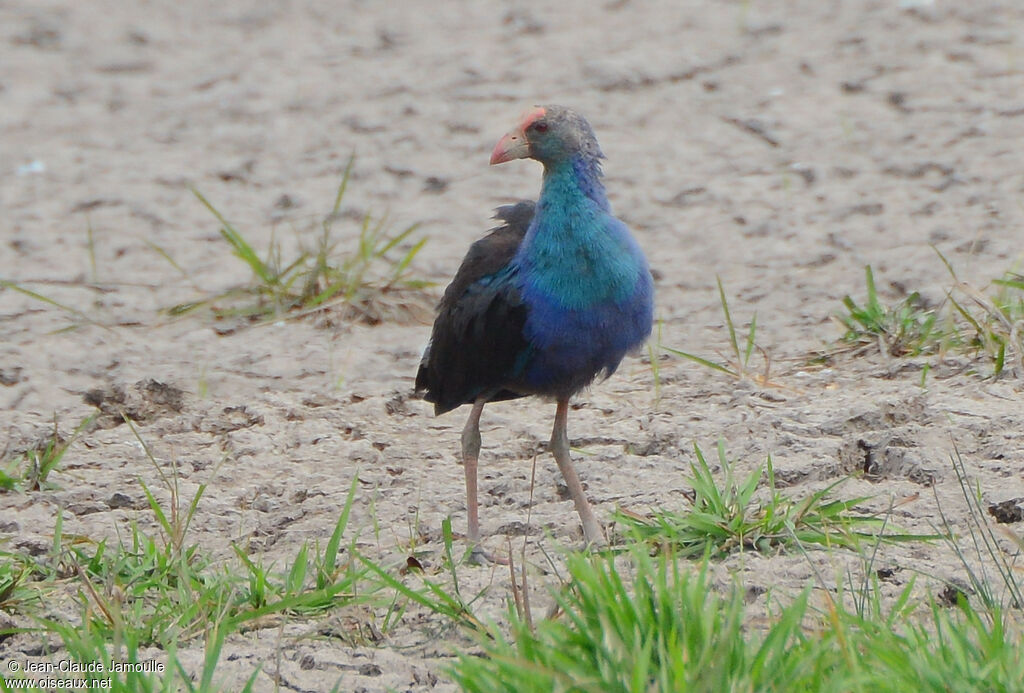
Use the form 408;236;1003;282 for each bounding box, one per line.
2;0;1024;690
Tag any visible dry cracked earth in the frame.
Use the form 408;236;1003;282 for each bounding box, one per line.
2;1;1024;691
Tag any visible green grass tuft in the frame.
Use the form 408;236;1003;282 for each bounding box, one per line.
0;413;95;492
662;277;774;386
451;546;1024;693
939;444;1024;612
0;279;106;332
164;157;432;327
616;441;937;558
831;259;1024;378
836;265;938;357
0;427;385;689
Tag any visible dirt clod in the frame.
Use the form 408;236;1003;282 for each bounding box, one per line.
85;379;185;428
988;499;1024;524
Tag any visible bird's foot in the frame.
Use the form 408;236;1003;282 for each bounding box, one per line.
573;521;611;553
581;524;609;550
467;545;510;566
571;538;610;555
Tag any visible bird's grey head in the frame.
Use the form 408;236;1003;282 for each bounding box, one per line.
490;105;604;166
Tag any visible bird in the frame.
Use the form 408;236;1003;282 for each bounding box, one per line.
415;105;654;558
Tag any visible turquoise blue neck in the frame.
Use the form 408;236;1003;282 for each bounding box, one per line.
515;153;639;309
539;155;609;213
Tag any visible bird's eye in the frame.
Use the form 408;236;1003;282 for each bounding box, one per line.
532;121;548;133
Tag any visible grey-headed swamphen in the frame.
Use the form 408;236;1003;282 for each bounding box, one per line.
416;105;654;558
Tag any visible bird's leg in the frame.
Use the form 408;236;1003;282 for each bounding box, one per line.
550;398;607;547
460;398;509;565
460;397;486;546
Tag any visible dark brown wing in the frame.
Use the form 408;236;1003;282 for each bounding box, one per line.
415;202;535;415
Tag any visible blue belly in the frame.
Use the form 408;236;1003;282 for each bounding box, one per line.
515;273;654;396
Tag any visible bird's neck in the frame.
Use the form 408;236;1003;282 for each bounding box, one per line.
539;155;609;212
516;154;639;309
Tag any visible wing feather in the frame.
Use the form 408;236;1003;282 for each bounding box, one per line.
415;202;535;414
